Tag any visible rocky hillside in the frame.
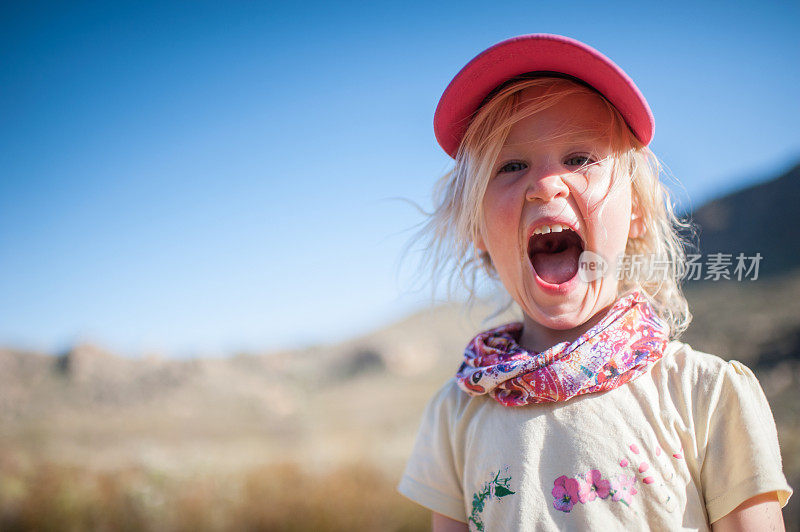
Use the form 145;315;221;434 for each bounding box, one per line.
683;160;800;278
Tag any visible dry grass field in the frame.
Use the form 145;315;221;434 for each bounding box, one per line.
1;272;798;531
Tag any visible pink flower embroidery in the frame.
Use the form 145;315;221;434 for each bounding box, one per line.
552;475;581;512
609;474;638;506
577;470;611;502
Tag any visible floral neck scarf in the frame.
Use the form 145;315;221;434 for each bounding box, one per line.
455;291;670;406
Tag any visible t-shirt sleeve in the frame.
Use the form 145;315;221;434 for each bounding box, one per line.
698;358;793;523
397;378;466;522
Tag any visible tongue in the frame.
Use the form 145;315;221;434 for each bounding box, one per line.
532;244;581;284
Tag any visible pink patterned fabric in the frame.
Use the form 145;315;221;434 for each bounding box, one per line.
455;291;669;406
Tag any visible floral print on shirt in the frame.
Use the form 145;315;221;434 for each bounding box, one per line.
552;470;634;512
578;469;611;502
551;440;684;513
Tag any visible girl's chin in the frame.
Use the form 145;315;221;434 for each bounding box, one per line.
517;274;613;329
529;314;590;331
522;295;601;331
524;291;619;336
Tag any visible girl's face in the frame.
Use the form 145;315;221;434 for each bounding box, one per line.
474;86;643;350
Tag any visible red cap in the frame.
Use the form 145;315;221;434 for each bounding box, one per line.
434;34;654;158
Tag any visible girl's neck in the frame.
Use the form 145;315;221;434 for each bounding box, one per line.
518;303;614;353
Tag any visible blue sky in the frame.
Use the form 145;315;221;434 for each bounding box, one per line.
1;0;798;357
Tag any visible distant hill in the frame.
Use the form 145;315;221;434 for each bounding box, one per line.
0;298;521;475
684;160;800;278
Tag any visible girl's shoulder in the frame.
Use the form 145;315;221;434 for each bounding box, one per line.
659;340;755;384
660;339;742;373
423;374;472;417
654;339;768;408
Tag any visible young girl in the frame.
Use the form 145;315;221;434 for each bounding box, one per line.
397;34;792;531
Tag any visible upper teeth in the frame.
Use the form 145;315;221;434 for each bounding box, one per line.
532;224;570;235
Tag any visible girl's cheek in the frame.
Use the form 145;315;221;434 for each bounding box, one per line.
585;191;607;213
487;187;520;217
481;194;511;236
585;174;626;214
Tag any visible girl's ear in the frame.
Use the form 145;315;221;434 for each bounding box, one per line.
629;209;646;240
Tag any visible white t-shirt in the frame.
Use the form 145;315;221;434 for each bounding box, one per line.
397;340;792;530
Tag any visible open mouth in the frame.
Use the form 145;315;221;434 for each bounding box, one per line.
527;228;585;285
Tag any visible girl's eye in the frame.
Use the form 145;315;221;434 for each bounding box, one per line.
498;161;527;174
565;154;595;167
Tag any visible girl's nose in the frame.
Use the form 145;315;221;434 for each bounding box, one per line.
525;171;570;203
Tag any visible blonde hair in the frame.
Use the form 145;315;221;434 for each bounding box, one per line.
401;76;695;339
